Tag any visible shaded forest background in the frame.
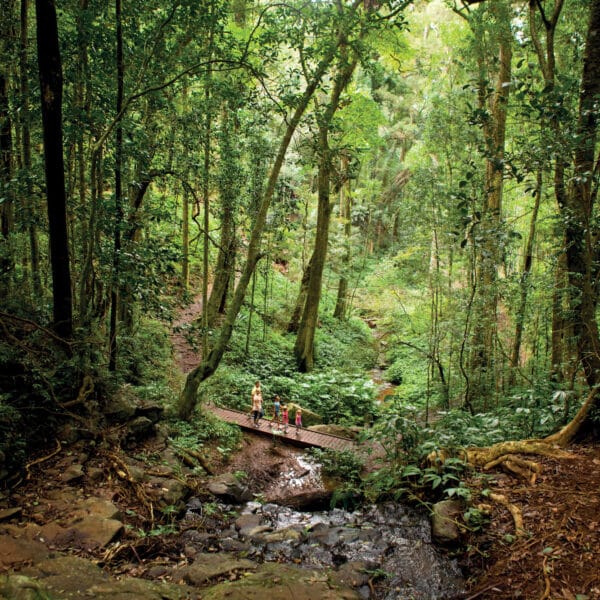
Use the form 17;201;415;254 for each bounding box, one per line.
2;0;600;479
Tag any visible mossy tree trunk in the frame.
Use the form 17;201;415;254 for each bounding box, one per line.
294;52;358;372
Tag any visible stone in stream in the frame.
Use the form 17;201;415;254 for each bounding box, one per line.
207;473;253;504
172;552;256;586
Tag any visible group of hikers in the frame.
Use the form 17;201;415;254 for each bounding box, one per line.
250;381;303;436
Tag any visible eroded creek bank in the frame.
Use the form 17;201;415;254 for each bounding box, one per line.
0;429;464;600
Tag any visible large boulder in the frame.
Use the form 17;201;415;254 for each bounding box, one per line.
307;424;358;440
17;555;195;599
0;535;49;569
286;403;322;427
207;473;252;504
103;385;138;422
201;562;360;600
173;552;256;586
431;499;463;544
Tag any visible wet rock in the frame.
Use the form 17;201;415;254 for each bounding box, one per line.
180;529;219;550
242;524;273;538
259;527;303;543
431;499;463;544
207;473;252;504
103;386;138;422
73;498;121;521
146;477;190;509
235;512;261;534
125;462;148;483
60;463;84;483
286;403;322;427
331;561;371;590
173;552;256;586
0;507;21;521
53;515;124;549
201;562;360;600
229;501;464;599
135;401;163;423
220;537;251;553
0;573;48;600
127;416;155;440
87;466;104;481
308;424;358;440
278;489;332;510
18;555;197;599
0;535;49;568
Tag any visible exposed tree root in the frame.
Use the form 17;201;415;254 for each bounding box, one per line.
109;451;155;527
539;554;551;600
25;439;62;480
464;440;574;469
429;388;600;541
488;492;524;536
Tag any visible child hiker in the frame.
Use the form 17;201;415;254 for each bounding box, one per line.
272;395;281;429
295;407;303;436
281;404;289;433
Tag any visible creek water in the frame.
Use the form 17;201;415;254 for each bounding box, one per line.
184;455;465;600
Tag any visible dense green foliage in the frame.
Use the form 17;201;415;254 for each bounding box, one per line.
2;0;600;492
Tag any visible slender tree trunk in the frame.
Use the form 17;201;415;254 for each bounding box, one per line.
333;154;351;320
529;0;568;384
0;0;16;294
294;135;332;371
182;189;190;289
0;70;14;295
467;0;512;407
509;170;542;382
19;0;41;298
109;0;124;371
35;0;73;339
288;255;312;333
294;52;358;371
201;9;215;357
206;109;240;326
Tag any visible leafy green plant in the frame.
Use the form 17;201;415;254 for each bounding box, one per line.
168;413;242;459
310;448;364;483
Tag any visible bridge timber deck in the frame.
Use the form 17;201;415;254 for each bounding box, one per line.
208;406;357;452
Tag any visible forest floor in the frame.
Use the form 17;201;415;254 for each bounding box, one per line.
460;442;600;599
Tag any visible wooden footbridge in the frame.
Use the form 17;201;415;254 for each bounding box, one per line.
208;406;358;452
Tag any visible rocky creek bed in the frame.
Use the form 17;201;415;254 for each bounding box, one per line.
181;499;465;600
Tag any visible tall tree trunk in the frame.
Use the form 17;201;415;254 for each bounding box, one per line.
35;0;73;339
293;134;333;371
333;153;351;320
560;0;600;389
288;255;312;333
109;0;124;371
0;1;15;294
466;0;512;407
182;188;190;289
201;8;215;357
529;0;569;384
206;108;240;326
19;0;41;298
294;53;358;372
0;70;14;295
509;170;542;383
